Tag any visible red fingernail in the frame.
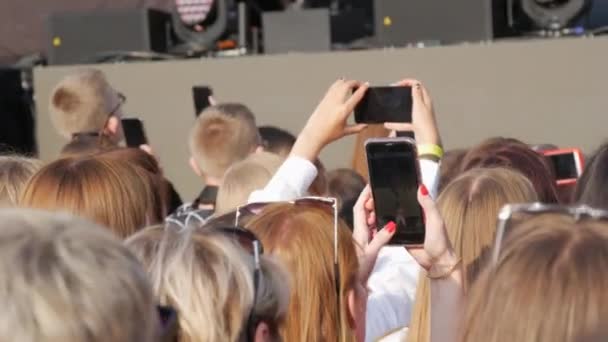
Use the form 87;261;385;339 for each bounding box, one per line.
386;221;396;233
420;185;429;196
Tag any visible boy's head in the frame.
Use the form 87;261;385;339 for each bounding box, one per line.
49;68;125;141
189;103;262;179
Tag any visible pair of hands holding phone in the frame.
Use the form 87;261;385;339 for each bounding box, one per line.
291;77;454;280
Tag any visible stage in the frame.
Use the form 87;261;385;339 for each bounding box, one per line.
34;37;608;199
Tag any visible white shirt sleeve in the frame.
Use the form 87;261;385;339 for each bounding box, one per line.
248;156;318;203
419;159;440;199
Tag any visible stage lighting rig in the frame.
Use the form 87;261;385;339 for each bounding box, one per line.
508;0;593;34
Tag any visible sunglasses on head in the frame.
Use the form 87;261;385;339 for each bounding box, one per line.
492;203;608;264
236;197;342;338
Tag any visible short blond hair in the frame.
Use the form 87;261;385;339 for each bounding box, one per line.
0;209;157;342
0;155;42;206
126;226;289;342
215;152;282;215
189;103;261;178
49;69;119;138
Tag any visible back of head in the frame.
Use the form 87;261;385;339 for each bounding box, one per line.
574;143;608;210
0;209;156;342
189;103;261;178
19;156;164;238
258;126;296;158
460;137;558;203
461;214;608;342
0;155;42;206
408;167;538;342
438;148;467;193
126;226;289;342
59;134;117;158
216;152;282;215
246;204;358;342
326;168;366;229
49;69;119;139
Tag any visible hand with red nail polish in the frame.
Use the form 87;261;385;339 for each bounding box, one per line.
353;185;397;283
405;185;456;271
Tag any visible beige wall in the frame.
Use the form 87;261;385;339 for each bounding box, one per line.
34;37;608;200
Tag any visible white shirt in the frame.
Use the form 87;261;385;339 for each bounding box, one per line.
248;156;440;342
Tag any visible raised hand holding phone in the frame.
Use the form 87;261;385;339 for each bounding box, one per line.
385;79;441;147
291;79;369;161
353;185;396;282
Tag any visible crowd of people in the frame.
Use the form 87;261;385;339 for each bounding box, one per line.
0;67;606;342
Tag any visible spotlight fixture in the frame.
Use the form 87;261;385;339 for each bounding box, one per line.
518;0;592;31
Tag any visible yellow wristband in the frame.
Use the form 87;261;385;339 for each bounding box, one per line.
417;144;444;159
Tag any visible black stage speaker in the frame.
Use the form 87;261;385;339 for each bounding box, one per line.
47;8;171;65
0;68;36;155
374;0;494;47
262;9;331;54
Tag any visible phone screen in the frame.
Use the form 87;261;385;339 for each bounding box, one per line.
354;86;413;124
192;86;213;117
366;139;425;245
549;153;578;180
121;118;148;148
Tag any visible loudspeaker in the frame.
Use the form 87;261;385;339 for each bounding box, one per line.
374;0;494;47
0;68;36;155
262;9;331;54
47;8;171;65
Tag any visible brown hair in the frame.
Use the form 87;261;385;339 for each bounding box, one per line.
326;168;366;229
461;214;608;342
408;167;538;342
189;103;261;178
438;148;467;193
460;137;559;203
49;69;122;139
0;209;157;342
19;156;163;238
246;204;359;342
351;124;389;182
0;155;42;206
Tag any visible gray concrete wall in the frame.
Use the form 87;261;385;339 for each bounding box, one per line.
34;37;608;200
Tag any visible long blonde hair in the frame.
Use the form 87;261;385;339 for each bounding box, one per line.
0;155;42;206
126;225;289;342
461;214;608;342
246;204;360;342
407;167;538;342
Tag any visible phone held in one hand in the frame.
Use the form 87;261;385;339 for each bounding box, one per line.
365;137;425;245
542;148;585;185
192;86;214;117
354;86;413;124
121;118;148;148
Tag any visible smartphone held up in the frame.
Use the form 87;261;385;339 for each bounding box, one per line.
355;86;413;124
365;137;425;245
542;148;584;185
121;118;148;148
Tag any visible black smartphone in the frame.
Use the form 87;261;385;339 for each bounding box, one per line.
121;118;148;148
366;137;425;245
354;86;413;124
192;86;214;116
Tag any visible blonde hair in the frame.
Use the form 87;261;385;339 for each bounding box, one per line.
461;214;608;342
246;204;359;342
0;209;157;342
0;155;42;206
189;103;261;178
407;167;538;342
19;156;164;238
49;69;121;139
216;152;282;215
126;225;289;342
